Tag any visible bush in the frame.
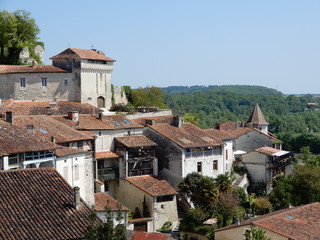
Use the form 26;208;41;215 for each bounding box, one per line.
253;197;271;215
110;103;135;113
157;221;172;233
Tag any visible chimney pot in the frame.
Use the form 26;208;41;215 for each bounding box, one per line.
32;60;36;67
173;115;183;128
5;112;13;124
68;111;79;122
73;186;80;210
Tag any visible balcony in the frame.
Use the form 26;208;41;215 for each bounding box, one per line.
98;167;118;181
185;149;221;159
22;151;55;168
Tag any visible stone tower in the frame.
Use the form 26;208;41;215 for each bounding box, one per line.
245;103;269;134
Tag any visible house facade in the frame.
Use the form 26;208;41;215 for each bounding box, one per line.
116;175;178;232
0;48;127;108
241;146;291;192
144;116;226;189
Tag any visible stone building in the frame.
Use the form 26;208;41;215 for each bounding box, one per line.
0;48;127;108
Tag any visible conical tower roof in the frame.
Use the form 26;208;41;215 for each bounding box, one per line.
246;103;269;125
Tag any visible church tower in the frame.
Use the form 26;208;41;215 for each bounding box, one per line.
245;103;269;134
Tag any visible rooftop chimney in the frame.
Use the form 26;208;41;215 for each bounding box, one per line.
73;186;80;210
98;113;103;120
68;111;79;122
27;125;34;134
173;115;184;128
51;136;55;143
32;60;36;67
5;111;13;124
145;119;155;126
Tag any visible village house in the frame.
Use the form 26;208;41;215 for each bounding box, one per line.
0;120;59;170
116;175;178;232
94;192;132;229
11;114;96;205
0;168;93;240
0;48;127;108
241;146;291;192
142;115;226;190
214;202;320;240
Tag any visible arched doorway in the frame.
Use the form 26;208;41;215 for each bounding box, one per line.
97;96;105;108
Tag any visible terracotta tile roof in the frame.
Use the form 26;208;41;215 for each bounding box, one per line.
115;136;157;148
95;151;122;159
149;123;225;148
215;202;320;240
0;121;60;156
14;116;95;143
125;175;177;197
0;64;68;74
50;48;116;62
204;128;235;140
246;103;269;125
131;115;175;126
217;121;244;131
0;100;102;116
129;231;172;240
55;147;89;157
0;168;93;240
54;114;143;131
94;192;129;211
253;146;288;156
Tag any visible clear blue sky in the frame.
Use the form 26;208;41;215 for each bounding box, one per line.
1;0;320;94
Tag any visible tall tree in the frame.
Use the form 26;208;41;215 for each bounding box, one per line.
0;10;42;64
132;86;166;108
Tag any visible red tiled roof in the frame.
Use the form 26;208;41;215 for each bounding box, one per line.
50;48;116;62
0;100;102;116
204;128;235;140
14;116;95;143
253;147;286;156
246;103;269;125
94;192;129;211
131;115;175;126
0;121;60;156
129;231;171;240
115;136;157;148
0;64;68;74
215;202;320;240
0;168;93;240
217;121;243;131
54;114;143;131
125;175;177;197
55;147;89;157
95;151;122;159
149;123;225;148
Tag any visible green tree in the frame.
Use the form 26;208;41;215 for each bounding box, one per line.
85;205;127;240
244;227;271;240
269;174;293;210
215;173;233;193
132;86;166;108
0;10;42;64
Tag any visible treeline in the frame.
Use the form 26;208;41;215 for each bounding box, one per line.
162;85;283;95
163;85;320;152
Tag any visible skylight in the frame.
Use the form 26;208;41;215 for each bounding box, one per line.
123;120;131;124
39;128;48;134
285;215;295;220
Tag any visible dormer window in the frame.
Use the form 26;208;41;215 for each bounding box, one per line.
20;78;26;88
41;78;47;87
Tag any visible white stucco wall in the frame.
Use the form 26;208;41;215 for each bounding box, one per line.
92;128;144;152
0;72;75;101
224;140;234;173
235;131;273;153
182;151;225;179
56;152;95;206
241;151;267;183
116;179;178;232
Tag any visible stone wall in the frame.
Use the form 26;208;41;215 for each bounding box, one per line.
235;131;273;152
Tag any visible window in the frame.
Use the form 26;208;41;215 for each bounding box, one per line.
8;154;18;166
157;195;173;202
213;160;218;170
197;162;202;173
63;166;68;180
77;141;83;149
73;164;79;180
64;79;68;86
41;77;47;87
20;78;26;88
